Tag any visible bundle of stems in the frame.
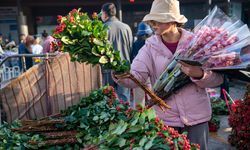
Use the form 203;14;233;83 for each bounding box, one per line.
28;137;78;146
114;72;171;111
12;118;79;146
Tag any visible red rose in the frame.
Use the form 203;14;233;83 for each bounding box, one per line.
57;15;63;23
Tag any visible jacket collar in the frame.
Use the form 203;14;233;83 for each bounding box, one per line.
105;16;119;23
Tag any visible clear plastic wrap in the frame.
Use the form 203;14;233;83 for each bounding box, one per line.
153;6;250;99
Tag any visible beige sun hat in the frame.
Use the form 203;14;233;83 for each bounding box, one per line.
143;0;187;24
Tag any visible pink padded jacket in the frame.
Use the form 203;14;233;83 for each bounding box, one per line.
115;29;223;127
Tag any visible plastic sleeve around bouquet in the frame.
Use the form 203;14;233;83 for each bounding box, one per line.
153;6;244;100
153;60;191;99
179;6;238;59
201;37;250;82
203;38;250;70
193;24;250;62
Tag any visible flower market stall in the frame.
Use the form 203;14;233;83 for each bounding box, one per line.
1;6;250;149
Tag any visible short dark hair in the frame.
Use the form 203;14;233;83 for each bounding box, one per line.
102;3;116;17
42;30;48;38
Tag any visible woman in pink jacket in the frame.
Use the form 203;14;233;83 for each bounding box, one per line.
114;0;223;149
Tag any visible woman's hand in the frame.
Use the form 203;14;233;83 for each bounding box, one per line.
111;71;130;80
179;61;204;79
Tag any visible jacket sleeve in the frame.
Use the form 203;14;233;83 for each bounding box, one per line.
113;45;151;88
190;70;224;88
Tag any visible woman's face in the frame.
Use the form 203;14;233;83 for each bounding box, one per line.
148;21;175;35
101;10;108;22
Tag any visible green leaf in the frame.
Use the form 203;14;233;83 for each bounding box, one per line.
127;125;142;133
145;109;156;122
93;116;99;121
116;123;128;135
93;26;100;37
109;123;116;131
112;121;128;135
117;138;126;147
144;139;154;150
139;112;146;124
139;136;148;147
77;137;83;144
92;38;104;46
100;112;108;119
92;47;101;56
80;122;87;128
151;144;171;150
111;61;117;66
133;147;143;150
81;30;92;36
107;135;118;144
99;56;109;64
61;36;74;44
98;47;106;55
64;115;76;122
131;112;140;126
174;140;179;150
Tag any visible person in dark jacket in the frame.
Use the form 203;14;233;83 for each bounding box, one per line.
18;35;34;71
101;2;133;102
131;22;153;62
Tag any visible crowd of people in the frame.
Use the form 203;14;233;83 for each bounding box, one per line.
0;30;55;70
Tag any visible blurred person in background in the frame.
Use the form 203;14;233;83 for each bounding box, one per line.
19;33;26;44
100;2;133;102
0;44;3;55
18;35;34;70
131;22;153;62
31;36;43;64
32;36;43;55
42;30;54;53
0;33;6;49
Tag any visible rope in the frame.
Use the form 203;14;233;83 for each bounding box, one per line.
222;89;232;114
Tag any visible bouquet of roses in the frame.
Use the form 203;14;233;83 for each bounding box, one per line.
154;6;250;99
52;9;170;110
200;36;250;82
52;8;129;73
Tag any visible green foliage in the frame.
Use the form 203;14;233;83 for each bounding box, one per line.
0;86;200;149
209;97;230;132
0;121;40;149
52;8;130;73
211;97;229;115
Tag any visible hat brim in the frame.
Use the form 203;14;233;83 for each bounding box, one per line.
143;13;187;24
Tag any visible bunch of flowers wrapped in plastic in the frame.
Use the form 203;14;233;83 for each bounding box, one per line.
154;6;250;99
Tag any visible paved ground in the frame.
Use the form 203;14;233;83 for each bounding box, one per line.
208;80;247;150
208;115;236;150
